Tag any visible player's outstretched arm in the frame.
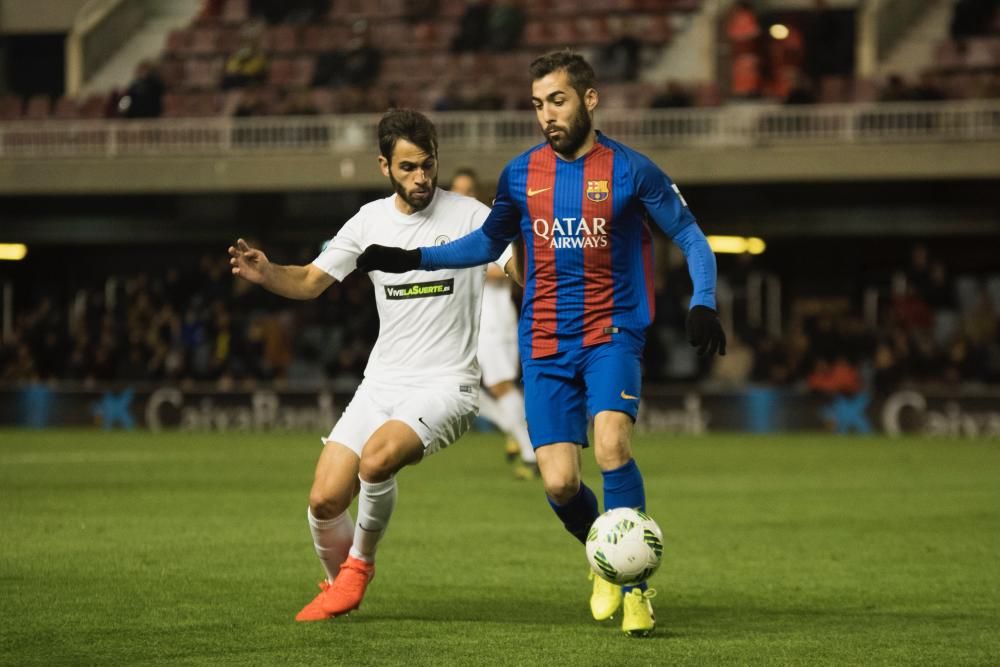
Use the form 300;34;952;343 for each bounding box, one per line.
355;226;511;274
228;238;334;300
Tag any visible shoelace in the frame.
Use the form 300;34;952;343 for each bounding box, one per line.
631;588;657;602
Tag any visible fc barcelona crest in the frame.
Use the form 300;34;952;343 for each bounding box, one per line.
586;180;609;202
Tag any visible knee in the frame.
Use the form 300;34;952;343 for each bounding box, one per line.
594;442;631;471
309;490;349;520
542;472;580;505
359;446;398;483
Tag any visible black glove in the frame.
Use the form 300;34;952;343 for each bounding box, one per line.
686;305;727;357
356;244;421;273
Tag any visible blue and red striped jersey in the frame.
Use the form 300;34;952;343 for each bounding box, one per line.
488;132;701;359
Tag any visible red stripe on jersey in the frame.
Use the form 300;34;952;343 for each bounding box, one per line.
581;145;616;347
641;216;655;321
526;148;559;358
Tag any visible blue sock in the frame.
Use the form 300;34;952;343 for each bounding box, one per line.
547;483;599;545
602;458;645;512
602;458;649;592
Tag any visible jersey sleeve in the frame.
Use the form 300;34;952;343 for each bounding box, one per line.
632;152;696;238
311;211;364;281
632;152;718;310
419;165;521;270
481;164;522;244
470;199;514;271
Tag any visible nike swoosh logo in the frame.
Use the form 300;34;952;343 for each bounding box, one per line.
418;417;429;429
527;187;552;197
620;391;639;401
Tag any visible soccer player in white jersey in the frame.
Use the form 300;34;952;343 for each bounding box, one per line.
228;110;516;622
449;168;538;480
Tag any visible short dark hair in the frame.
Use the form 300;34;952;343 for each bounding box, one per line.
529;50;597;101
377;109;438;162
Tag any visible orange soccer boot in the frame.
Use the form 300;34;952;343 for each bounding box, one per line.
320;556;376;617
295;580;332;622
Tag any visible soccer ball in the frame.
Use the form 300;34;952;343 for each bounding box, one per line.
585;508;664;586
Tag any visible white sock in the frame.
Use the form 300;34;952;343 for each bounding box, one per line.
349;477;397;563
478;390;506;429
307;506;354;582
497;389;536;463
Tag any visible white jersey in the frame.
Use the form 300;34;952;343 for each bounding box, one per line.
313;188;503;387
479;279;519;342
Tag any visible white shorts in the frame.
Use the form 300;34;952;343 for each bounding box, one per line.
477;337;520;387
324;379;479;458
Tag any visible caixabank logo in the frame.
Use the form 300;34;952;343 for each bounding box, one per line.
384;278;454;300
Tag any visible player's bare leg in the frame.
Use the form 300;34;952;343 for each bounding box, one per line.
322;420;424;617
593;410;654;636
296;443;360;622
535;443;582;505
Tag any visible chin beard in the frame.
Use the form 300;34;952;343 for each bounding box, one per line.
546;107;593;156
390;174;437;211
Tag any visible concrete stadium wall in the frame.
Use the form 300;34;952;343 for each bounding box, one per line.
3;141;1000;195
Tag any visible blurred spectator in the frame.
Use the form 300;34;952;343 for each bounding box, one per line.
117;61;164;119
285;0;331;24
784;72;817;104
950;0;1000;41
601;17;643;83
198;0;224;21
879;74;911;102
726;1;763;98
233;86;268;117
651;81;693;109
807;356;862;396
452;0;492;52
404;0;440;24
222;25;269;90
341;22;382;89
804;0;852;88
250;0;329;24
911;72;947;102
433;81;467;111
471;77;506;110
314;21;382;89
764;22;805;99
275;88;319;115
487;0;525;52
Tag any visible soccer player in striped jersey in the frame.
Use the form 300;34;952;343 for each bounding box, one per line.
357;51;726;637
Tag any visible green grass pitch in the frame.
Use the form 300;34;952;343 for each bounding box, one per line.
2;429;999;666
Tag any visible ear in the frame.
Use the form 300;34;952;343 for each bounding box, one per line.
584;88;599;112
378;155;390;178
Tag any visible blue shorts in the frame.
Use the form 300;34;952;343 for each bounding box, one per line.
522;331;644;448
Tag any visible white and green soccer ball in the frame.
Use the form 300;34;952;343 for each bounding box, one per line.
585;508;664;586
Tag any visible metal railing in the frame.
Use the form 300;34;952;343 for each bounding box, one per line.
1;101;998;159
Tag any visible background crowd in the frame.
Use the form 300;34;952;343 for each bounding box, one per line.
3;241;998;399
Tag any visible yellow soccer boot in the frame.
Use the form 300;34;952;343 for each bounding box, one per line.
621;588;657;637
589;571;623;621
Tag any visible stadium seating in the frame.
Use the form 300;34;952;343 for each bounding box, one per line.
0;0;703;120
